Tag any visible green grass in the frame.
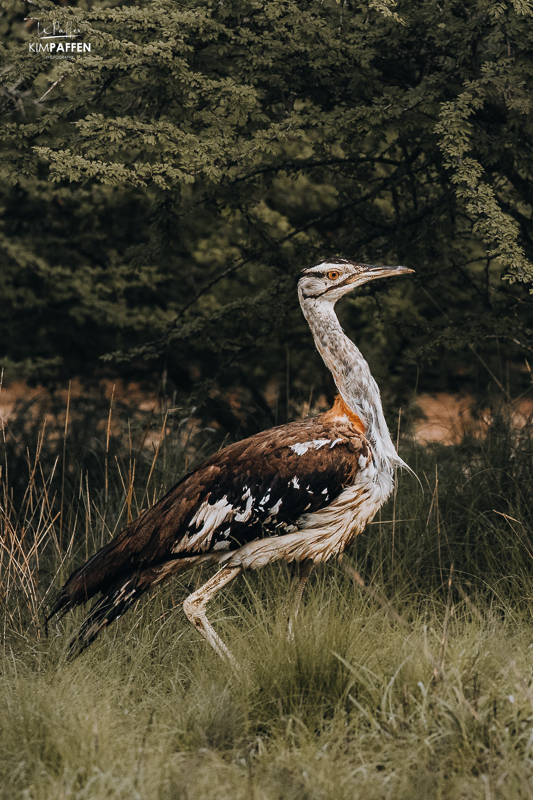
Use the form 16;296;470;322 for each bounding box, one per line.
3;403;533;798
4;571;533;799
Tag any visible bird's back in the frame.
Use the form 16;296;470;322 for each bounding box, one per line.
48;401;374;622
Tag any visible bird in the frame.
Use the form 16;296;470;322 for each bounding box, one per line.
46;258;414;662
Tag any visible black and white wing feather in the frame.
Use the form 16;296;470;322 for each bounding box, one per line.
46;412;370;652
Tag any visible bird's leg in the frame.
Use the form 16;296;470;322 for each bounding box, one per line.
183;566;242;666
287;560;315;640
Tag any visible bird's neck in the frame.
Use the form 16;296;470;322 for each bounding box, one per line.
301;297;401;471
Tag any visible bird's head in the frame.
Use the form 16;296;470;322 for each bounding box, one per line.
298;258;414;305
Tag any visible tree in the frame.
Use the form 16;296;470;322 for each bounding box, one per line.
2;0;533;429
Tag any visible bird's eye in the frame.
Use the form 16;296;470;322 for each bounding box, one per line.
326;270;341;281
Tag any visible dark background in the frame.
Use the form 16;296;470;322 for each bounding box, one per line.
2;0;533;439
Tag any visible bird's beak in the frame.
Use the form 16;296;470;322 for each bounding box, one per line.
346;264;415;285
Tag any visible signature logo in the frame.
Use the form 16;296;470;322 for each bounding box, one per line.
27;18;82;40
26;18;92;56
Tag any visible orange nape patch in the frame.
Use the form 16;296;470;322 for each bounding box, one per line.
325;395;366;435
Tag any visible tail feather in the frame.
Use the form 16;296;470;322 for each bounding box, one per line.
45;508;159;630
44;520;155;654
66;573;150;657
44;472;208;653
46;543;191;656
46;539;125;624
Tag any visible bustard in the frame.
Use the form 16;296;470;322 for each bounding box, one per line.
46;259;413;661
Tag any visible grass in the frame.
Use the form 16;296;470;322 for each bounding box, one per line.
2;397;533;798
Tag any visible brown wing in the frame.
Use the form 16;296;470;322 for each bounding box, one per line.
47;413;369;623
156;418;368;557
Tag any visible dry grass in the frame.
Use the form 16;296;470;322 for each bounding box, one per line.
2;397;533;798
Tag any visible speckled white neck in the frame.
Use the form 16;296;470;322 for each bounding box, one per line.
299;293;403;475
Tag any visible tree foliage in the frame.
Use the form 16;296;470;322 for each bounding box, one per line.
2;0;533;426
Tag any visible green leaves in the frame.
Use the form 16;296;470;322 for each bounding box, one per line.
2;0;533;408
436;72;533;285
